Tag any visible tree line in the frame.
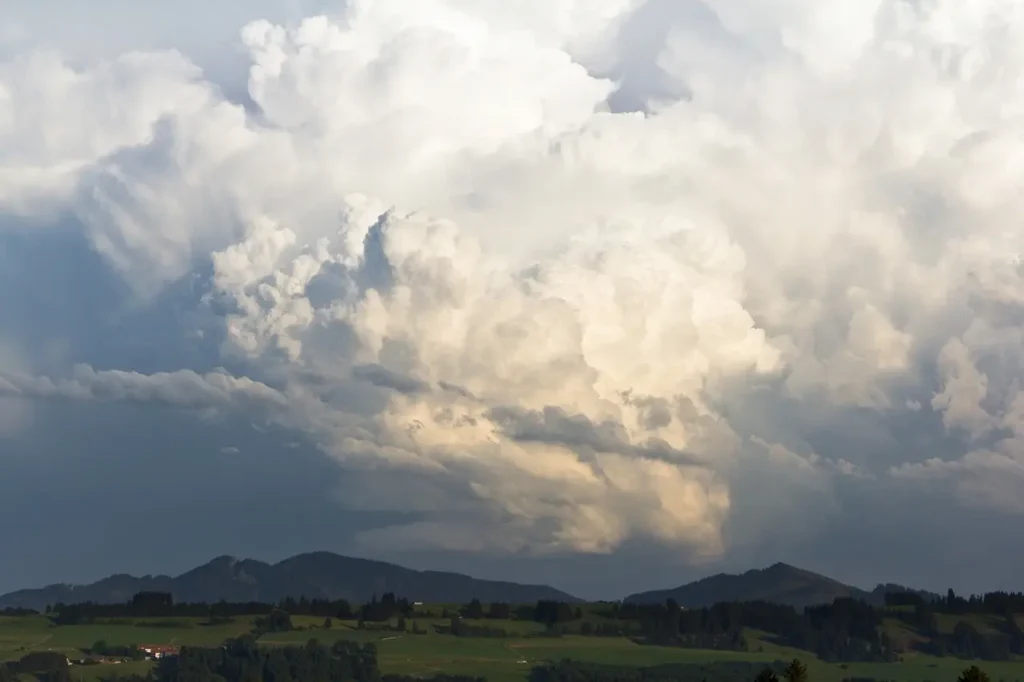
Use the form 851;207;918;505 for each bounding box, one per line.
41;593;581;629
529;659;995;682
5;640;995;682
26;585;1024;621
601;599;894;662
605;594;1024;663
886;600;1024;660
27;586;1024;664
887;588;1024;615
44;591;416;625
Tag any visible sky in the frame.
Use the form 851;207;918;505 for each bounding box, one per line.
1;0;1024;601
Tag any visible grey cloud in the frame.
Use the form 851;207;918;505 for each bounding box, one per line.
0;224;227;379
891;449;1024;517
305;262;356;309
354;217;397;295
0;364;286;411
0;399;373;595
438;381;479;400
351;363;430;395
603;0;716;112
486;404;704;467
638;400;673;430
620;391;674;430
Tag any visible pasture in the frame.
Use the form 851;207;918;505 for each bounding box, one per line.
2;613;1024;682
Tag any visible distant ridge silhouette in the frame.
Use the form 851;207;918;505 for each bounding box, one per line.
624;562;939;609
0;551;579;611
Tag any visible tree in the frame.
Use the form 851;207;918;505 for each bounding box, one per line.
251;609;294;635
264;647;294;682
130;591;173;617
782;658;808;682
755;668;780;682
487;602;511;620
15;651;70;682
958;666;991;682
463;599;484;619
533;600;574;629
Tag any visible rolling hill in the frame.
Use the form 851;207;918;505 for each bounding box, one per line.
0;551;579;611
624;562;937;610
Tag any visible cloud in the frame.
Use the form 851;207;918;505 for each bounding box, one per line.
0;364;286;412
351;364;431;395
4;0;1024;574
892;449;1024;516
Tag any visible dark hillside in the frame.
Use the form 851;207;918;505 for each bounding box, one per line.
0;551;578;611
625;563;874;609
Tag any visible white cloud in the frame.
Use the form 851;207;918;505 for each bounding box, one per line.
931;337;992;437
5;0;1024;562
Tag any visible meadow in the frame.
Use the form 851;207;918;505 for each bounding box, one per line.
2;611;1024;682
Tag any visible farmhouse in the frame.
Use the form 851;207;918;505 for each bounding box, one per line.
140;645;180;660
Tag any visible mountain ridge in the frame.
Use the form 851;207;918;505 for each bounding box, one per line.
0;551;579;611
624;562;939;609
0;556;942;612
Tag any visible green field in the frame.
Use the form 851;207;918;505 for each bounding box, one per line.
0;615;254;681
0;615;256;657
3;614;1024;682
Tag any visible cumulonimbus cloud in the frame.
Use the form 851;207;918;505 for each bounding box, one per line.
3;0;1024;558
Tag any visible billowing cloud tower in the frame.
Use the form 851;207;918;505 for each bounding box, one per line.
3;0;1024;572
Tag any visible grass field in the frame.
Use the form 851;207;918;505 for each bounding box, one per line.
3;614;1024;682
267;628;1024;682
0;615;254;680
0;615;256;657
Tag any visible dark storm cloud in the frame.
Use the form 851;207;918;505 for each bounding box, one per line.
0;399;392;595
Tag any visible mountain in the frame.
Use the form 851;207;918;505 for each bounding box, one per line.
624;562;937;610
0;552;578;611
